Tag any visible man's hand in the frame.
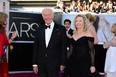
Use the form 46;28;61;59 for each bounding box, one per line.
90;66;96;73
33;66;38;74
67;34;72;38
60;65;65;72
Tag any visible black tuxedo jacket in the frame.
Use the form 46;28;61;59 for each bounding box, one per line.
68;28;74;36
67;28;74;48
33;23;67;71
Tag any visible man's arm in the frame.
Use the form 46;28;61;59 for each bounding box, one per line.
60;26;67;71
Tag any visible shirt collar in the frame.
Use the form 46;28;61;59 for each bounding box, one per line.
45;21;54;29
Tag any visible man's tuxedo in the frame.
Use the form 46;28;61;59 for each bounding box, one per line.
66;28;74;48
67;28;74;36
33;23;67;73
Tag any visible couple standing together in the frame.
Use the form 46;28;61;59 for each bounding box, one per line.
32;8;96;77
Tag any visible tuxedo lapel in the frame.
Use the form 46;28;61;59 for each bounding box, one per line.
41;28;46;48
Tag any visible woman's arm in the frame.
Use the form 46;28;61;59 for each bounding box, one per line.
9;32;17;44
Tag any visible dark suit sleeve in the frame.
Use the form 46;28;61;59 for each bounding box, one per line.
32;28;39;65
60;26;67;66
68;28;74;36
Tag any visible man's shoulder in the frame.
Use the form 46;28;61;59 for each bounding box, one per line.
69;28;74;31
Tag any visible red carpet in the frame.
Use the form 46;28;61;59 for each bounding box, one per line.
9;73;104;77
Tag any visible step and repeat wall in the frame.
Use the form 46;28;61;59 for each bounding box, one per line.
8;12;44;71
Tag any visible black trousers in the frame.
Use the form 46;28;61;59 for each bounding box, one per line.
62;59;70;77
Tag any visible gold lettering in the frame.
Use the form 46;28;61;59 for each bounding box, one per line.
30;23;39;38
9;22;19;37
20;22;30;38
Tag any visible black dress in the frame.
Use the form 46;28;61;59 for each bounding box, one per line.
68;36;95;77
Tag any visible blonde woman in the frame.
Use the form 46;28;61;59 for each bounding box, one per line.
85;13;98;44
68;14;96;77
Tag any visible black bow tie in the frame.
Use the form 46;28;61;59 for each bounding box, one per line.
45;25;51;29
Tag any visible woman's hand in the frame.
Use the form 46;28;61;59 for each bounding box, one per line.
9;32;17;43
11;32;17;40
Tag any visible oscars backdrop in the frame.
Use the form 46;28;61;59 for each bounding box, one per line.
8;11;44;71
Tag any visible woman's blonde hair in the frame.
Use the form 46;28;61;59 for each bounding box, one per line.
0;12;8;25
74;14;90;32
85;13;96;23
111;23;116;36
0;12;8;33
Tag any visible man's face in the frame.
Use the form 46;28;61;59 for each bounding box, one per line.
64;22;71;30
43;10;53;25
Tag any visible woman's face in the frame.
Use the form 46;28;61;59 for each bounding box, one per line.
64;21;71;30
75;17;84;29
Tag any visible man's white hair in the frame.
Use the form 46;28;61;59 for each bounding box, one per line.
42;8;54;17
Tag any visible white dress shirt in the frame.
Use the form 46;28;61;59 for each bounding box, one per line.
45;21;54;47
